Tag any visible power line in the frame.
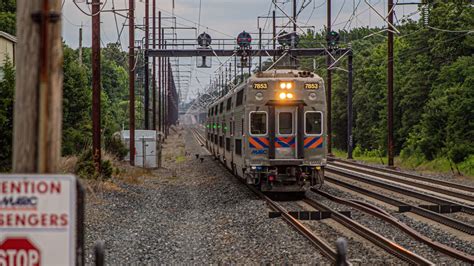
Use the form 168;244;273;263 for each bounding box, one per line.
72;0;109;17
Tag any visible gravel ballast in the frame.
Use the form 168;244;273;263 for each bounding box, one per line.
84;128;330;264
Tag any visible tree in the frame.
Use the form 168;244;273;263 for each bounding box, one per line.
62;45;92;156
0;0;16;35
0;59;15;171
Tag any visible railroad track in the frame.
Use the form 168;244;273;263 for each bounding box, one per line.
190;127;441;264
326;165;474;216
332;158;474;194
331;159;474;202
301;196;435;265
309;188;474;264
191;128;207;147
189;128;343;263
324;175;474;235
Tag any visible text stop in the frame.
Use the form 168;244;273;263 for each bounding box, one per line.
0;238;41;266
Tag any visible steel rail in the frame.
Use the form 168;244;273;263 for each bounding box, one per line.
302;197;434;265
310;188;474;264
327;165;474;215
190;127;346;264
249;186;341;263
331;161;474;202
324;175;474;235
333;158;474;193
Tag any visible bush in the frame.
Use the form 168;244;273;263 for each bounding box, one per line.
105;135;128;160
75;148;114;180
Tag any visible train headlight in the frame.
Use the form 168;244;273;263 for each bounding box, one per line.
279;82;293;89
255;92;264;101
279;92;287;100
309;92;317;101
287;93;294;99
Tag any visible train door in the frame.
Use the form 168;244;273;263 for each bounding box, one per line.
275;107;297;159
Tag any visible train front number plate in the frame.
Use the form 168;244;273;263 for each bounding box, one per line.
304;83;319;90
253;82;268;90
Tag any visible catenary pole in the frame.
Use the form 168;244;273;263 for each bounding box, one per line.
327;0;333;155
129;0;136;166
152;0;156;130
92;0;102;173
144;0;150;129
387;0;394;167
347;51;353;159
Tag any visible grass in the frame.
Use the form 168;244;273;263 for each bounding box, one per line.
332;148;474;180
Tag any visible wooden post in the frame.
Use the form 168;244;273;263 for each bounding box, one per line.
13;0;63;173
92;0;102;173
129;0;135;166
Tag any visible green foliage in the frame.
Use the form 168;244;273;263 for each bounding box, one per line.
75;149;114;180
62;45;91;156
0;12;15;35
406;56;474;164
62;43;130;161
0;0;16;35
0;59;14;171
105;136;128;160
298;1;474;172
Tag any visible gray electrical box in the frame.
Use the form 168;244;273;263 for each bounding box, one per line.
120;130;161;169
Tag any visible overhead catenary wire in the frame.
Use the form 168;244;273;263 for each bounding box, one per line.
73;0;109;17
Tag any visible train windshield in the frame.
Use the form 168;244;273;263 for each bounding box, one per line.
250;112;267;135
305;112;323;135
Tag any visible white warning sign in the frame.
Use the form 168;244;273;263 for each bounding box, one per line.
0;175;77;265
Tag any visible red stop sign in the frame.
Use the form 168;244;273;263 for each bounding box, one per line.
0;238;41;266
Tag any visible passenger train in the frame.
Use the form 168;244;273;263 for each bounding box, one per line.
205;69;327;193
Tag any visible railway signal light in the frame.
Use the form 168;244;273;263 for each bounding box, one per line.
327;31;340;48
197;32;212;48
237;31;252;48
278;31;300;47
197;32;212;68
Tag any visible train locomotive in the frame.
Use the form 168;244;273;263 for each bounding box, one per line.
206;69;327;193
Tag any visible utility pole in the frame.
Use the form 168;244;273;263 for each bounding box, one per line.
92;0;102;173
166;57;170;136
293;0;297;47
129;0;136;166
13;0;63;173
144;0;150;129
326;0;333;155
387;0;394;167
79;24;83;65
272;10;276;61
158;12;162;132
152;0;156;130
347;51;353;159
259;28;262;71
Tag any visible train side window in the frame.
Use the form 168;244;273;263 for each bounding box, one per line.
249;112;267;135
278;112;293;135
235;139;242;155
226;98;232;111
226;138;231;151
305;111;323;135
236;90;244;106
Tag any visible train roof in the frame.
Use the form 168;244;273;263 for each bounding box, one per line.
208;69;324;108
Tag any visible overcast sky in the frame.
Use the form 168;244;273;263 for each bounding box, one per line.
62;0;419;102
